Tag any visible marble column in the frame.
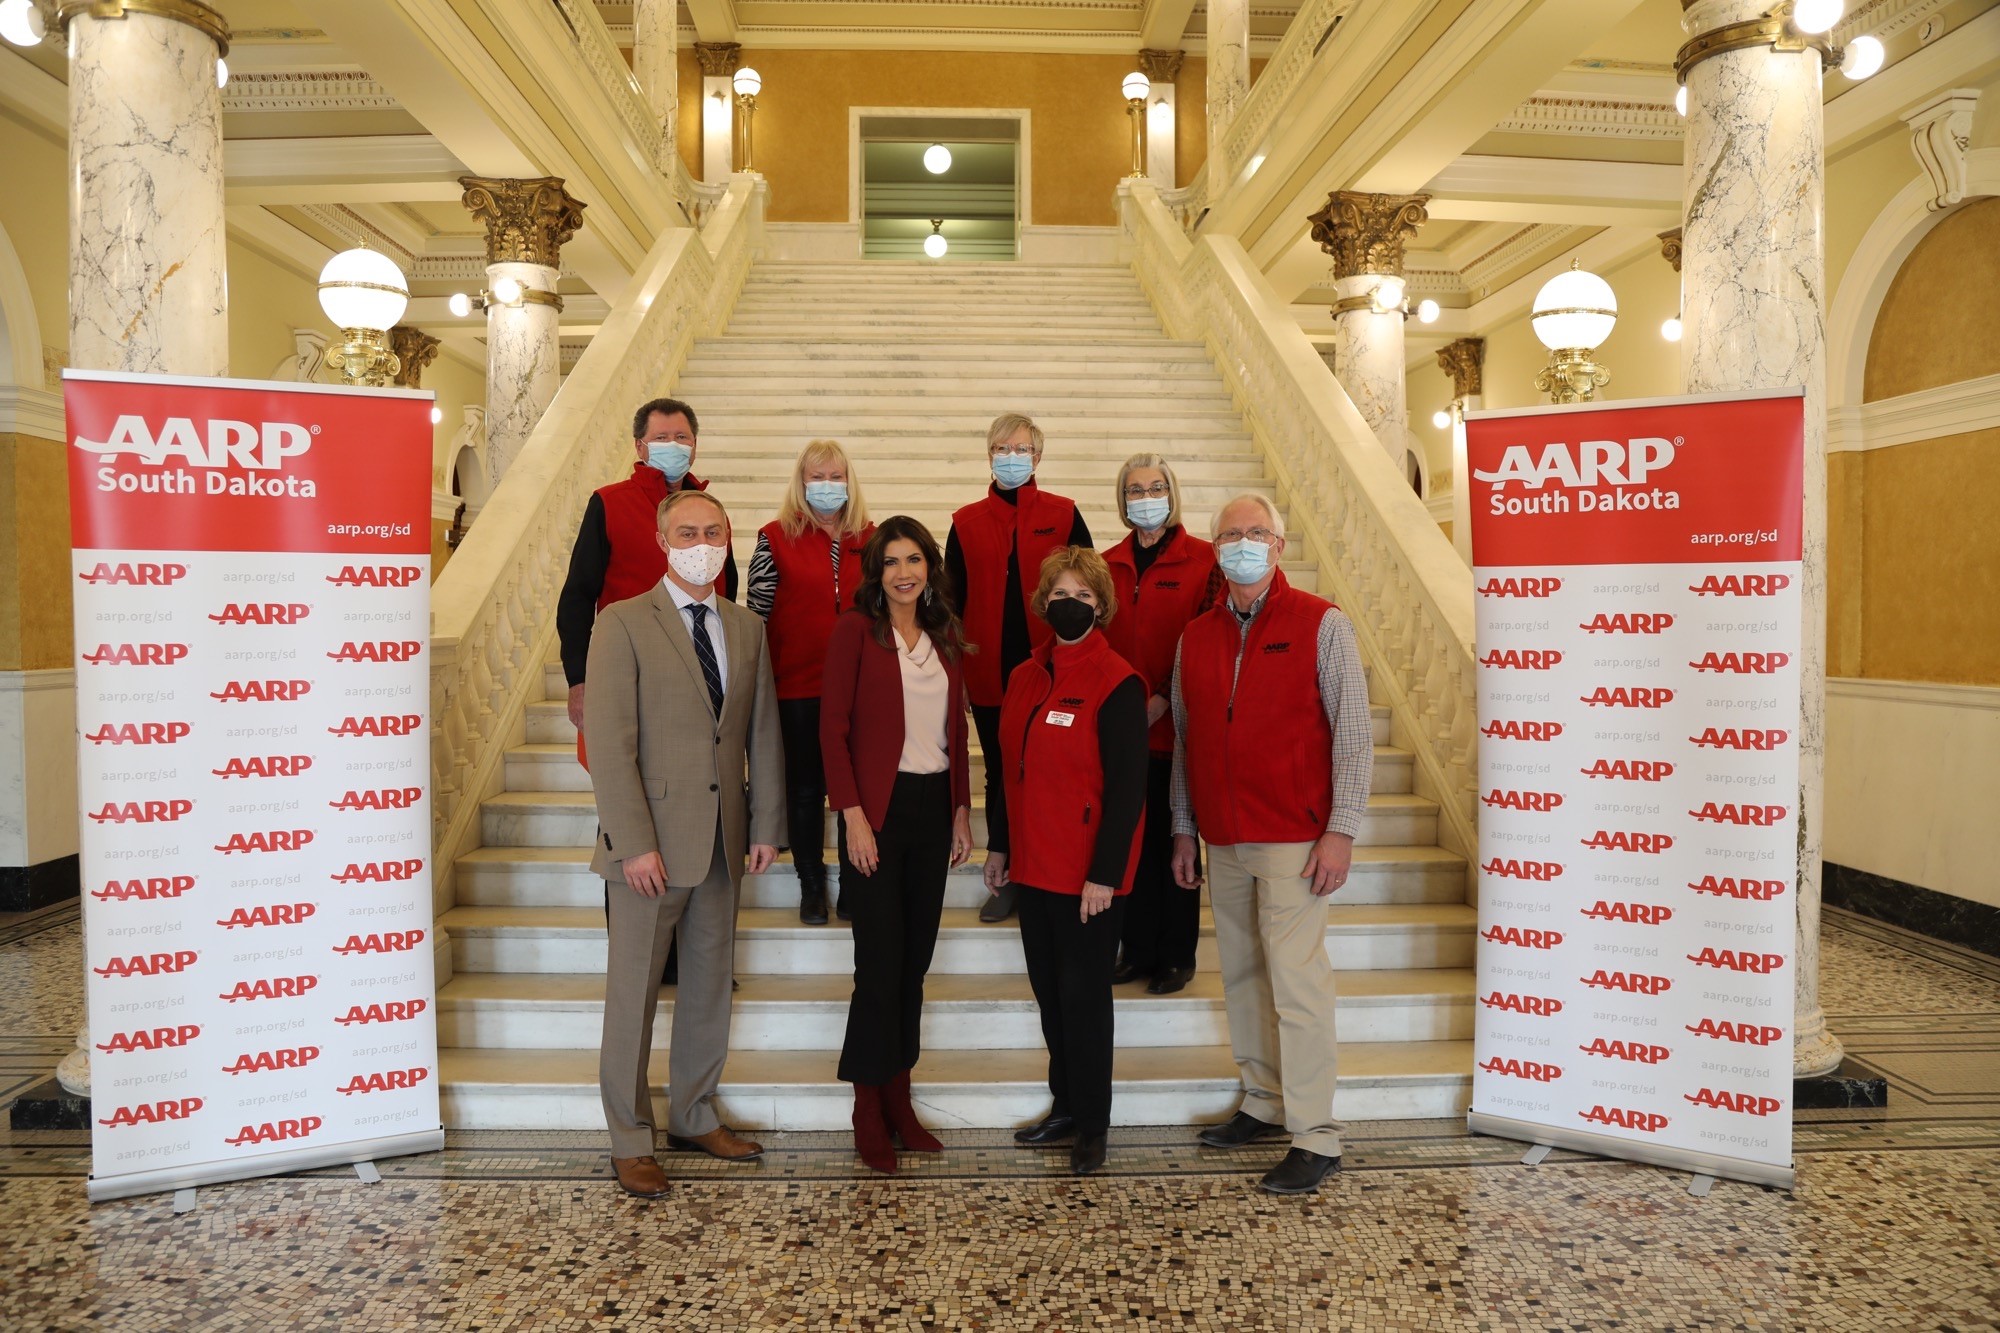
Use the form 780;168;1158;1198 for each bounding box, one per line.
1307;190;1429;460
1138;49;1182;188
459;177;585;492
1206;0;1249;184
695;42;740;181
633;0;679;175
1679;0;1840;1077
1437;337;1484;566
65;0;229;376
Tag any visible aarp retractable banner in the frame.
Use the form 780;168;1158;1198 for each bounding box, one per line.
67;370;444;1203
1464;390;1803;1191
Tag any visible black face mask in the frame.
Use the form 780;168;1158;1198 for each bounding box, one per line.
1045;597;1096;643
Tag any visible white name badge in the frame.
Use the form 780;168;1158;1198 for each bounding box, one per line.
1045;710;1076;727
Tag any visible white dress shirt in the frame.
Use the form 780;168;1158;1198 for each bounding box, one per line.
664;575;729;695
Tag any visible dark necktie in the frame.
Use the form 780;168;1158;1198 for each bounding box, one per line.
684;602;725;717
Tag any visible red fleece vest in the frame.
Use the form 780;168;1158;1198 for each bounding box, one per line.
1178;572;1335;847
998;632;1144;895
595;465;720;609
1103;527;1219;754
951;480;1077;706
758;519;874;699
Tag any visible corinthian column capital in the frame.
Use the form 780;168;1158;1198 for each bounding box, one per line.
458;177;587;268
1137;48;1184;82
389;326;441;389
1436;338;1485;399
1306;191;1431;279
693;41;742;76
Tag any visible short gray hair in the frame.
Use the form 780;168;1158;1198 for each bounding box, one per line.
1115;453;1182;531
1210;492;1285;541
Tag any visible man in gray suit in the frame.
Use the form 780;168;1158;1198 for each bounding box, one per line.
585;488;783;1198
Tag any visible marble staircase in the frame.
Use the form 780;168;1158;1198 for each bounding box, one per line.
436;260;1475;1131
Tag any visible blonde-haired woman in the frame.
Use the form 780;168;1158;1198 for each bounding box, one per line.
747;440;875;924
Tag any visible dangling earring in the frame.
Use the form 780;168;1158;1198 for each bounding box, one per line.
922;583;934;606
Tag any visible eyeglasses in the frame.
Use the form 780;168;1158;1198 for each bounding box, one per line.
1122;483;1171;500
1215;526;1278;546
990;444;1035;457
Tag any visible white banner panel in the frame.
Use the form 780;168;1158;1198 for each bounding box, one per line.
66;370;443;1202
1464;390;1804;1190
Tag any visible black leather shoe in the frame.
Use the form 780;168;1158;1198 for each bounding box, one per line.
835;885;852;922
1110;958;1149;985
1259;1147;1340;1195
1197;1111;1288;1149
1146;965;1195;995
798;876;829;926
1013;1112;1076;1146
1070;1133;1107;1176
979;882;1018;922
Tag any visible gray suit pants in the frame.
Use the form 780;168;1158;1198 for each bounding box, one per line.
600;835;737;1158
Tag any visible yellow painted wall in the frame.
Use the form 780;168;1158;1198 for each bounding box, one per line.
0;110;68;362
1863;199;2000;400
0;431;72;672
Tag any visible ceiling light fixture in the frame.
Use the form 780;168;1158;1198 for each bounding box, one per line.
317;245;410;387
1840;33;1884;77
924;219;947;260
924;143;952;174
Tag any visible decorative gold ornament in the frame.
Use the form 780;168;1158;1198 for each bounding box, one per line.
325;328;400;388
1436;337;1486;399
389;326;440;389
1658;227;1683;273
1534;352;1612;404
458;176;586;268
693;40;740;76
1674;3;1844;87
57;0;229;55
1137;48;1184;82
1306;191;1430;279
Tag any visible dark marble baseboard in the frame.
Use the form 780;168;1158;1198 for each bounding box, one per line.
1795;1057;1889;1110
1825;864;2000;960
0;856;79;913
9;1079;90;1131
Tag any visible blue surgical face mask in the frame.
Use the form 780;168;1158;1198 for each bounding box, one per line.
803;480;848;515
1217;537;1274;585
991;454;1036;490
647;442;693;482
1126;496;1171;530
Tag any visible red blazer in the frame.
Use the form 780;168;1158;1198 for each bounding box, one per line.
820;610;973;831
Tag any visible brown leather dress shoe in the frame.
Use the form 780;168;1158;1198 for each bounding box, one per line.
612;1155;670;1198
665;1125;765;1161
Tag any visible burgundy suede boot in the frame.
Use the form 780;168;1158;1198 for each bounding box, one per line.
882;1069;944;1153
852;1083;898;1174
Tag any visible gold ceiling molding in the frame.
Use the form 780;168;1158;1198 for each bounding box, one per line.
295;203;418;271
1493;94;1682;142
1307;191;1430;280
1839;0;1949;42
459;177;588;269
220;71;400;114
1457;223;1586;297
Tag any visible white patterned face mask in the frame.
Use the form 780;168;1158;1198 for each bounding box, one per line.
669;542;728;587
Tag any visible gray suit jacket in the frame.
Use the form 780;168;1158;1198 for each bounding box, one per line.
584;582;783;888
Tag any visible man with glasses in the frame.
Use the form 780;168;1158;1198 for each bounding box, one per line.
558;397;740;985
1168;493;1373;1196
945;412;1091;922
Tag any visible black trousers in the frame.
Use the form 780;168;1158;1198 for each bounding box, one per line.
1119;754;1201;972
1018;885;1125;1137
970;703;1002;835
778;697;839;874
838;771;953;1085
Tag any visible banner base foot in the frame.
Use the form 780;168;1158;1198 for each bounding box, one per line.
1689;1174;1717;1197
172;1188;197;1214
1521;1144;1552;1165
354;1161;381;1184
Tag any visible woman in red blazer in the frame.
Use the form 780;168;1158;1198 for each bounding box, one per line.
820;515;975;1173
746;439;876;926
1101;453;1221;996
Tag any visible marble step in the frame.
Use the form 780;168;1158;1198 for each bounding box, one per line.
728;295;1158;315
721;316;1170;337
436;967;1476;1050
501;739;1410;798
677;366;1226;391
452;842;1467;911
688;339;1213;363
666;438;1256;460
692;451;1259;480
683;412;1247;437
442;901;1476;975
523;696;1384;748
436;1040;1474;1129
738;271;1144;290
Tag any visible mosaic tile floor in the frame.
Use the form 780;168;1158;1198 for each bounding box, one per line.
3;904;1997;1331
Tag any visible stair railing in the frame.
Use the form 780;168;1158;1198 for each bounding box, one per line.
427;175;766;931
1119;178;1478;867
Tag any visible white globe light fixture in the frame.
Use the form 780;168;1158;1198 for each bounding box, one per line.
1840;34;1884;78
448;291;474;318
731;66;761;97
1415;298;1440;324
1530;259;1617;403
1675;84;1688;116
1431;408;1452;431
1661;316;1684;343
430;406;444;425
923;219;947;260
923;143;952;174
1371;274;1407;314
491;274;525;306
0;0;44;46
317;245;410;387
1791;0;1842;35
1122;70;1150;177
216;57;228;89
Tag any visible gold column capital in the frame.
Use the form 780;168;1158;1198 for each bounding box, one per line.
389;326;441;389
1659;227;1684;273
693;41;741;76
1436;337;1485;399
1137;48;1185;82
458;176;587;269
1306;191;1430;279
57;0;230;55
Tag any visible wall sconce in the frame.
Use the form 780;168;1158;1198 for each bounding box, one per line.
1661;315;1684;342
317;244;409;387
1675;0;1882;116
924;219;947;260
0;0;44;46
1332;275;1440;323
733;66;762;171
1122;70;1150;177
447;278;562;318
1530;259;1617;403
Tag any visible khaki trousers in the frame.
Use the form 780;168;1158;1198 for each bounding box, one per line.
600;836;737;1159
1207;840;1342;1156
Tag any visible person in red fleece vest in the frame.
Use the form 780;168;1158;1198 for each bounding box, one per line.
1170;493;1374;1198
556;397;739;986
745;439;876;926
1101;452;1220;997
989;546;1148;1176
944;412;1091;923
